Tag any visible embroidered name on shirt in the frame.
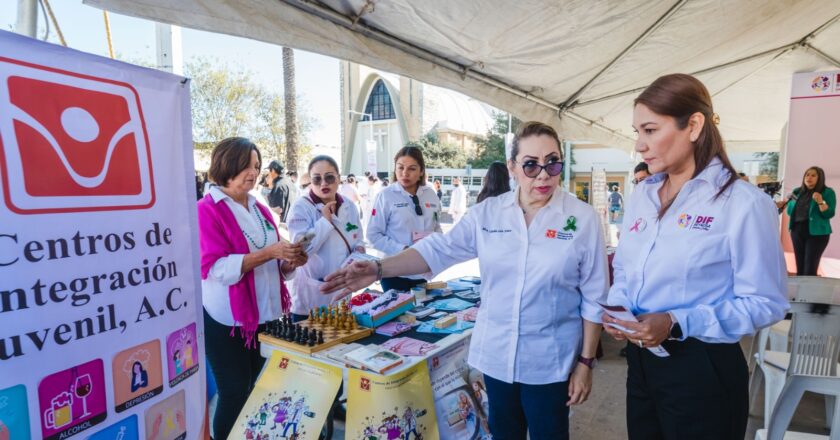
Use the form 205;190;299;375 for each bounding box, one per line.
482;227;511;233
394;202;409;208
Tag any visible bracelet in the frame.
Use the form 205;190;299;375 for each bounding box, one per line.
375;260;383;281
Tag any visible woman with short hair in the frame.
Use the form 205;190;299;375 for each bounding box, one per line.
198;137;307;440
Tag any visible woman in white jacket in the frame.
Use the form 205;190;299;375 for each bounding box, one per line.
287;155;364;321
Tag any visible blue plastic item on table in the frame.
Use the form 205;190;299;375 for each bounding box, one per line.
428;297;474;312
416;321;474;334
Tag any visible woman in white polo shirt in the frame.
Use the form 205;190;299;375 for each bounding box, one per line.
324;122;608;440
286;155;364;322
366;145;442;293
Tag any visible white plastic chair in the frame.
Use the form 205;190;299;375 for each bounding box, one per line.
755;375;840;440
755;301;840;429
750;276;840;418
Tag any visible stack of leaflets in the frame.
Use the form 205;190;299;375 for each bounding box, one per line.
344;345;405;374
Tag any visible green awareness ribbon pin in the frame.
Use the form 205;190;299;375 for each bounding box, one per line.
345;222;359;232
563;216;577;232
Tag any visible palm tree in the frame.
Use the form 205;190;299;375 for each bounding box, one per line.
282;47;299;171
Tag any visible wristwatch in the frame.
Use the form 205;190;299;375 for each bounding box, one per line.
577;355;596;369
667;311;683;340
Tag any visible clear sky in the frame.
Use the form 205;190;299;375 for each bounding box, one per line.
1;0;342;147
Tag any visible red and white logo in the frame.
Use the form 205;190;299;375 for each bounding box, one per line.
278;358;289;369
0;57;155;214
360;377;371;391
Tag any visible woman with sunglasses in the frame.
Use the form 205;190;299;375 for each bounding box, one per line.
324;122;607;439
366;146;442;293
286;155;364;322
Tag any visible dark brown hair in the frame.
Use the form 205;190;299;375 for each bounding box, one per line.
800;166;826;194
392;145;426;186
208;137;261;187
308;155;340;175
635;74;738;218
510;121;564;161
477;161;511;203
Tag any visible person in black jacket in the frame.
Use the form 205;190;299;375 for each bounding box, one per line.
266;160;293;223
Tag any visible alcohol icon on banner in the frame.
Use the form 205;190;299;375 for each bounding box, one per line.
0;57;155;214
0;385;30;440
87;414;139;440
166;323;199;388
38;359;107;440
112;340;164;412
144;390;186;440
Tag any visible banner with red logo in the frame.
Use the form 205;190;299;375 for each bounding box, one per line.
346;362;439;440
0;31;204;440
230;351;342;440
427;337;492;440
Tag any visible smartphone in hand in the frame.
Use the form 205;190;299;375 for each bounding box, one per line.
295;232;315;249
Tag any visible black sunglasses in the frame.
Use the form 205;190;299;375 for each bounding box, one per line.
517;160;564;178
409;194;423;216
311;174;338;186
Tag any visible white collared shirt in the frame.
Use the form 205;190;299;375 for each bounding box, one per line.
287;195;363;315
367;184;442;279
414;188;608;384
608;158;789;343
202;186;284;326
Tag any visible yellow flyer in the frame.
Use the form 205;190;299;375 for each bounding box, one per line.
346;362;439;440
229;351;342;440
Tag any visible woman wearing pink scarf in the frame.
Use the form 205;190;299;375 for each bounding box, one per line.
198;137;307;440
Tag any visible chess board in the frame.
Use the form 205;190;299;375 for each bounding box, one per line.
258;319;373;355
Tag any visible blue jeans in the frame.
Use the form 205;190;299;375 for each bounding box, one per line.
483;374;569;440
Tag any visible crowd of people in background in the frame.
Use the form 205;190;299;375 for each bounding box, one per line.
194;73;834;440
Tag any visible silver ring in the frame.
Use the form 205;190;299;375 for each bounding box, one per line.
637;340;643;348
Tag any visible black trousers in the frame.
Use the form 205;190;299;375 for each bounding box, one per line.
791;221;830;276
203;310;267;440
380;276;425;293
625;338;748;440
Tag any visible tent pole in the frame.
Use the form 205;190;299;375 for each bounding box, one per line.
558;0;688;111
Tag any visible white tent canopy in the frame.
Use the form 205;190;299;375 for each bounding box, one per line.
87;0;840;152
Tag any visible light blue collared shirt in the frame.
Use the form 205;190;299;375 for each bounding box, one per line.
607;158;789;343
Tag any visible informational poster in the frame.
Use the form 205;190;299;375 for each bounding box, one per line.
783;70;840;272
230;351;342;440
0;30;204;439
427;338;491;440
346;362;439;440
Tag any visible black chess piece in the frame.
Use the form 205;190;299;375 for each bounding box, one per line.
307;332;316;347
302;327;310;340
285;324;294;342
317;330;324;344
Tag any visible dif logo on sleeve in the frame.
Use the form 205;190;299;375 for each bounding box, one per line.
0;57;155;214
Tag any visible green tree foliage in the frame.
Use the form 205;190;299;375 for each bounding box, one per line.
409;132;468;168
469;112;521;168
753;152;779;179
184;57;316;163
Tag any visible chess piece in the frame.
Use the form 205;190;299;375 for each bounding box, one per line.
317;330;324;344
309;309;315;321
303;327;310;341
350;318;357;330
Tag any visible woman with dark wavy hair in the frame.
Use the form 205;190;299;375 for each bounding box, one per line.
603;74;788;439
476;161;511;203
778;166;835;275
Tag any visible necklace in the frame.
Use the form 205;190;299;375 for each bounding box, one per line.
241;203;269;249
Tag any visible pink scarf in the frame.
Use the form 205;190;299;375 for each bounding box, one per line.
197;193;290;347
